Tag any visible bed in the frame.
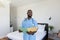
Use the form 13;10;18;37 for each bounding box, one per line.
38;23;48;40
7;23;48;40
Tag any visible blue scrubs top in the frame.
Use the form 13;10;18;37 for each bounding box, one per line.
22;18;37;40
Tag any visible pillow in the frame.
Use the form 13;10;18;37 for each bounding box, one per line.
37;25;45;32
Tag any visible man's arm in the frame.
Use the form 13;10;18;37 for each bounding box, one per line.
19;20;24;32
32;18;38;27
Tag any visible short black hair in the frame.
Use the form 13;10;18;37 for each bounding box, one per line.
27;9;32;14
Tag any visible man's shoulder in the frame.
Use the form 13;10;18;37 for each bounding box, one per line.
23;18;35;21
23;18;27;21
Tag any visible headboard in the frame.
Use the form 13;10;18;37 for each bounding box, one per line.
38;23;48;32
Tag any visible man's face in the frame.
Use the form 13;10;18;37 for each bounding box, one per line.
27;10;32;17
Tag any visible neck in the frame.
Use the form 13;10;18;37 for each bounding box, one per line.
28;17;32;19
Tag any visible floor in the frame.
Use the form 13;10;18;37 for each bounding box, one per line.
0;37;11;40
48;38;54;40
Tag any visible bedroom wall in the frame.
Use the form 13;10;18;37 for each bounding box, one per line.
17;0;60;32
48;0;60;33
0;0;10;38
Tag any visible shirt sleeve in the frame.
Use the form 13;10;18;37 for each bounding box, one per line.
32;18;38;27
22;20;24;28
22;18;26;28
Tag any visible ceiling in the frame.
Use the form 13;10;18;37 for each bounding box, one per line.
10;0;46;7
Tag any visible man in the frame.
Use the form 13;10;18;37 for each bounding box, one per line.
21;10;37;40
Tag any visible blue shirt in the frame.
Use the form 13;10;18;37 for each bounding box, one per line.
22;18;37;28
22;18;37;40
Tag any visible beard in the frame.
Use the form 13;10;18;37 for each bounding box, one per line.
28;15;32;19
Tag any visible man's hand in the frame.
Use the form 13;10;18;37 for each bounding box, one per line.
19;29;23;32
27;31;37;35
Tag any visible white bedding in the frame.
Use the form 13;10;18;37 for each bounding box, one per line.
7;31;46;40
36;31;46;40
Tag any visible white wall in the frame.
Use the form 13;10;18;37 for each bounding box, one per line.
0;0;10;38
48;0;60;32
17;0;60;32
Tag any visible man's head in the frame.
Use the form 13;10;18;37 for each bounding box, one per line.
27;9;32;18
